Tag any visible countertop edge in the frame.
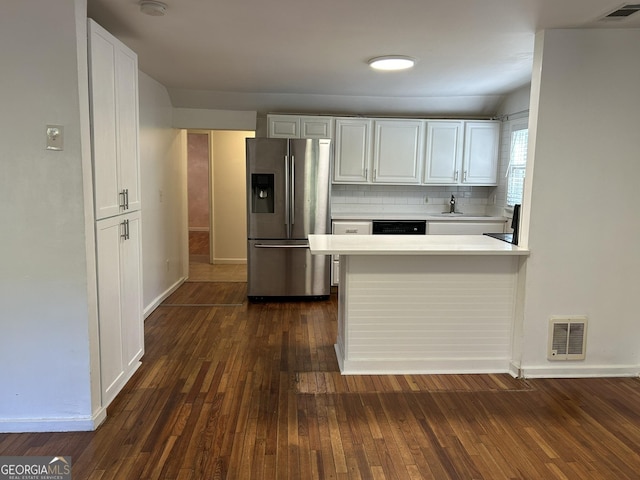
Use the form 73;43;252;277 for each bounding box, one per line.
308;234;530;256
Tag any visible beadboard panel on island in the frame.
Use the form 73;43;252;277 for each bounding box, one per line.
310;234;528;375
338;255;520;374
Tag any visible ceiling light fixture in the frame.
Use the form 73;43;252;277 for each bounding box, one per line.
368;56;416;71
139;1;167;16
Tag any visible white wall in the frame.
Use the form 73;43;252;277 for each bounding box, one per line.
520;28;640;377
210;131;253;263
173;108;257;131
0;0;99;431
169;88;503;118
496;85;531;118
138;72;188;316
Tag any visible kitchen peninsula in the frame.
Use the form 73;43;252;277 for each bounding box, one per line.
309;234;529;375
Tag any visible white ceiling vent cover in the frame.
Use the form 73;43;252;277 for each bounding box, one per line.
548;316;587;361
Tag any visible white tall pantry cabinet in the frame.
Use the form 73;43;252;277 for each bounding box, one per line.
88;19;144;408
89;20;141;219
95;212;143;406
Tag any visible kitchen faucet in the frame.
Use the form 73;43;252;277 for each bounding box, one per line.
449;194;456;213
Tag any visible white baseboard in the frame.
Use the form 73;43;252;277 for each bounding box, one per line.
0;408;107;433
520;364;640;379
143;277;186;319
334;348;512;375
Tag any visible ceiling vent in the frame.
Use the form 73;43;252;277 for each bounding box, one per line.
548;316;587;361
599;3;640;21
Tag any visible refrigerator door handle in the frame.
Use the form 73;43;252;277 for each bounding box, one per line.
253;243;309;249
284;154;290;238
290;156;295;228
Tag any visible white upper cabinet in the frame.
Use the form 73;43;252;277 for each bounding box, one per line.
267;114;334;139
88;19;141;220
301;116;334;139
372;120;424;184
334;118;423;184
462;121;500;185
423;121;463;184
268;115;298;138
271;114;500;186
423;120;499;185
333;118;373;183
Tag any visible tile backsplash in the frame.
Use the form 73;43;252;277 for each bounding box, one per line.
331;184;498;215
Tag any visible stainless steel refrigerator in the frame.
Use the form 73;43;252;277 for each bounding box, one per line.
246;138;331;300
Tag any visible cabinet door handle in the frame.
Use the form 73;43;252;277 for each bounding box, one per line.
345;229;358;233
454;170;459;181
121;219;130;240
124;188;129;210
463;170;467;182
120;189;127;209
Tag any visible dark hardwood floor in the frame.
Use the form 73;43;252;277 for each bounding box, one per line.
2;282;640;479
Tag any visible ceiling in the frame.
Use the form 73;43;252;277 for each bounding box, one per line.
87;0;640;117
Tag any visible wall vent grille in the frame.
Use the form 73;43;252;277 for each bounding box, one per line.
548;316;587;361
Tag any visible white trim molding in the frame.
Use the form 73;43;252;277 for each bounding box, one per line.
520;364;640;379
143;277;186;319
0;408;107;433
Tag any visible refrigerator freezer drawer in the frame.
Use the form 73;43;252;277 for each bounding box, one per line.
247;240;330;299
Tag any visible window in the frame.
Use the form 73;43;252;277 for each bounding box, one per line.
506;126;528;207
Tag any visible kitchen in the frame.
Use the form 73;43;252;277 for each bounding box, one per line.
244;113;529;376
1;0;640;454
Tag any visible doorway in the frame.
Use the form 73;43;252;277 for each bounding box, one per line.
187;131;211;264
185;130;254;282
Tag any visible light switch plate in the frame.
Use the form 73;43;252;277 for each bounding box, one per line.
46;125;64;151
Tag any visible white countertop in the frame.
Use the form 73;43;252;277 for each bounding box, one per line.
309;234;529;256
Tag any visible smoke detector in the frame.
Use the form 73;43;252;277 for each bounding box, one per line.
140;1;167;16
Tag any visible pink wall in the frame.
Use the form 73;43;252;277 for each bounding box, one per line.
187;133;209;229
